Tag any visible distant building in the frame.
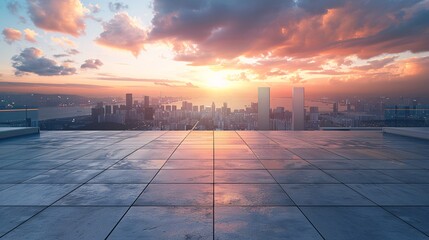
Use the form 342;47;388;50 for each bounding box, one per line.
105;105;112;115
258;87;270;130
292;87;305;130
212;102;216;119
309;106;319;130
144;96;150;108
126;94;133;110
333;102;338;114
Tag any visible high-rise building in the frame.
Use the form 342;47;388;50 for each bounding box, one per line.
144;96;150;108
292;87;305;130
172;105;177;111
105;105;112;115
200;105;205;112
212;102;216;119
113;105;119;114
333;102;338;114
258;87;270;130
126;93;133;110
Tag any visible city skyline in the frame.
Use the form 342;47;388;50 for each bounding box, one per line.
0;0;429;99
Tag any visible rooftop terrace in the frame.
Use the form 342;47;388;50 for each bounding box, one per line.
0;130;429;239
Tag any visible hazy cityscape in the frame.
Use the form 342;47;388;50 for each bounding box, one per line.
1;89;428;130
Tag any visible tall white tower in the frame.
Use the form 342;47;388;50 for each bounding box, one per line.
292;87;305;130
258;87;270;130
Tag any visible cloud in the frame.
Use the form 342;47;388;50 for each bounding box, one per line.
95;74;183;84
53;54;69;58
11;47;77;76
7;1;21;15
81;59;103;69
354;57;397;71
23;28;37;43
154;82;199;88
227;72;249;82
146;0;429;66
95;12;147;57
51;37;76;47
28;0;87;37
2;28;22;44
109;2;128;12
289;73;305;84
67;49;80;55
88;3;101;14
0;81;107;89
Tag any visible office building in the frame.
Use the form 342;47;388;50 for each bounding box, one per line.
144;96;150;108
126;94;133;110
292;87;305;130
258;87;270;130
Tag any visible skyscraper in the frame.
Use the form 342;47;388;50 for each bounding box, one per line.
258;87;270;130
144;96;150;108
126;93;133;110
211;102;215;119
292;87;305;130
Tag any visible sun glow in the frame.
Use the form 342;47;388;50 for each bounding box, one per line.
206;72;230;89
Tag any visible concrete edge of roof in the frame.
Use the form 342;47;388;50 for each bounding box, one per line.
383;127;429;141
0;127;40;140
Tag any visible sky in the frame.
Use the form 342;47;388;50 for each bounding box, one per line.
0;0;429;99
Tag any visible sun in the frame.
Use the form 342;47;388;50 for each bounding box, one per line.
206;73;230;89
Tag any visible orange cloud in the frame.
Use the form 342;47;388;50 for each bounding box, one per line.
23;28;37;43
95;12;147;57
28;0;86;37
2;28;22;44
51;37;76;47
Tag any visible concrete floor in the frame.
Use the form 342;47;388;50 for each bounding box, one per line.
0;130;428;239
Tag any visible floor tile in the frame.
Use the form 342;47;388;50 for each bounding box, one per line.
282;184;374;206
0;184;78;205
108;207;212;240
136;184;212;206
153;170;213;183
89;170;157;183
215;206;322;240
56;184;145;206
215;184;293;206
1;207;127;240
301;207;428;240
215;170;276;183
269;170;339;183
0;207;43;236
349;184;429;205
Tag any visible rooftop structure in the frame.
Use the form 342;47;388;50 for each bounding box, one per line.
0;130;429;239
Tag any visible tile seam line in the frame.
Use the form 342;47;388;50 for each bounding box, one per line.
212;130;215;240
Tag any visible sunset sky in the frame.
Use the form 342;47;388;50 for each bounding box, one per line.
1;0;429;98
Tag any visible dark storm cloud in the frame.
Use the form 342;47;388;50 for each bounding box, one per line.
12;47;76;76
